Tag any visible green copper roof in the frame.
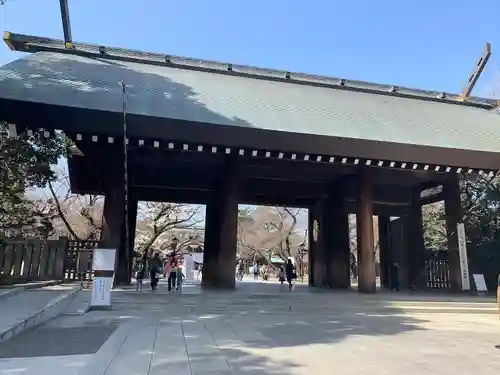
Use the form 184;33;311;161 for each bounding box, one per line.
0;50;499;155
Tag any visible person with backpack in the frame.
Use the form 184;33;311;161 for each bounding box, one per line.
134;260;145;291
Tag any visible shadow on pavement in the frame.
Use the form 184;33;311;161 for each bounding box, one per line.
107;280;431;374
0;279;437;375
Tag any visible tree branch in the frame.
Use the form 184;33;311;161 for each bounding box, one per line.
48;181;81;240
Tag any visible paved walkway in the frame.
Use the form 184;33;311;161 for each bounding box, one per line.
1;279;500;375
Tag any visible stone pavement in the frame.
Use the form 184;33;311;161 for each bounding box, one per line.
0;283;81;342
1;279;500;375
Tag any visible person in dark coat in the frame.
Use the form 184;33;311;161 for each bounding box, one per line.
389;261;400;291
285;259;296;291
134;260;145;291
149;253;162;291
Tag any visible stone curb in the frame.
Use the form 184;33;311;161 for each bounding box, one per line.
63;304;91;316
0;285;81;343
62;291;91;316
0;280;64;301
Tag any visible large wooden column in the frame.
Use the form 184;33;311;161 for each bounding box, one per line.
327;196;351;288
378;216;391;288
356;170;376;293
444;175;462;292
202;158;238;289
309;195;350;289
307;208;316;286
100;183;126;285
308;202;322;287
407;187;426;288
127;197;138;281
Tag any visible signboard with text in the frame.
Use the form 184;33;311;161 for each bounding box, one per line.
90;248;116;310
457;223;471;291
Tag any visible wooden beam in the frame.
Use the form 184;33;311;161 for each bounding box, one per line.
59;0;72;46
420;191;445;206
458;42;491;100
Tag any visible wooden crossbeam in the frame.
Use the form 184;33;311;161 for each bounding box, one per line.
457;43;491;101
59;0;72;47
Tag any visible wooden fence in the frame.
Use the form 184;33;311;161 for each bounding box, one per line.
424;250;451;290
64;239;98;284
0;238;69;282
0;238;99;284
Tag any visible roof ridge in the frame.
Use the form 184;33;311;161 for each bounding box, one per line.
3;31;497;109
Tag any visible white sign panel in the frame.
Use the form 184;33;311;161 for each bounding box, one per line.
192;253;203;264
184;255;194;280
473;274;488;293
91;277;113;308
90;248;116;310
457;223;471;291
92;248;116;271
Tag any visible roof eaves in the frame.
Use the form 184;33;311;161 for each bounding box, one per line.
2;31;497;110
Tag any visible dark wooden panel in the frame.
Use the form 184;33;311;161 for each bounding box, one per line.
0;239;68;281
1;98;499;170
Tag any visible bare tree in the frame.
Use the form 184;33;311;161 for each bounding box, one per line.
134;202;203;257
25;168;104;241
46;172;103;240
238;206;303;266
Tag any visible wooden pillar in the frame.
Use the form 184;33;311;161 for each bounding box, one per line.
100;183;126;285
127;197;138;282
378;216;391;288
327;198;351;289
309;200;324;287
407;187;426;288
202;157;238;289
307;208;316;286
444;174;462;292
309;186;350;289
357;170;376;293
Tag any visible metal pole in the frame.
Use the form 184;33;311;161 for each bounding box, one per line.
121;82;130;282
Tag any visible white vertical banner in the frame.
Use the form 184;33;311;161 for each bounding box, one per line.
456;223;471;291
90;248;116;310
184;254;194;280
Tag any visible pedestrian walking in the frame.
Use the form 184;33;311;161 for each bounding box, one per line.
150;253;162;291
253;262;259;280
168;256;178;291
389;261;400;291
278;266;286;284
134;259;145;291
176;260;185;292
285;259;296;291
